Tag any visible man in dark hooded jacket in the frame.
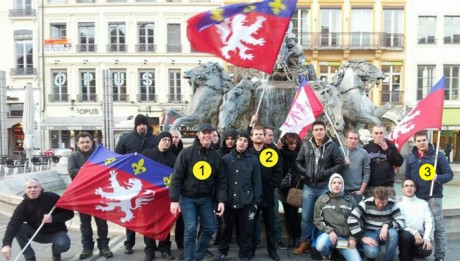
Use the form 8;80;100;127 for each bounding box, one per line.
217;129;237;157
115;114;158;259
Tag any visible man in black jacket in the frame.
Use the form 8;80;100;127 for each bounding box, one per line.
1;179;74;261
294;120;344;255
114;114;158;258
363;125;403;198
68;132;113;259
169;124;227;261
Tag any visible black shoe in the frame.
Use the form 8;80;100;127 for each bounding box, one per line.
79;249;93;259
176;251;184;260
124;247;133;255
214;252;227;261
248;250;255;259
206;249;214;257
366;259;376;261
275;240;287;250
434;258;445;261
144;253;155;261
52;254;61;261
161;251;175;260
99;248;113;258
269;252;280;261
25;257;37;261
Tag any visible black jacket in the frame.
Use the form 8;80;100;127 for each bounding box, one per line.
169;137;227;203
68;147;94;180
295;136;344;187
2;191;74;247
249;144;283;207
363;139;403;187
142;148;176;168
223;149;262;209
170;139;184;156
115;125;158;154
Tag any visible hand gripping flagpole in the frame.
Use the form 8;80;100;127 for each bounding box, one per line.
13;206;56;261
323;109;346;156
252;74;269;128
429;130;442;197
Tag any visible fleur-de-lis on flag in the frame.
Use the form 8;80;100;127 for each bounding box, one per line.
104;157;116;166
132;158;147;175
162;173;173;188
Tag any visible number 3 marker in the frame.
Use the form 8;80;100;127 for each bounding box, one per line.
419;163;435;181
193;161;212;180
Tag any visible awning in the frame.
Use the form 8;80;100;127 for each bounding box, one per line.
442;108;460;126
41;117;103;130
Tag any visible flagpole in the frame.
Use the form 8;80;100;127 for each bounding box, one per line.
252;74;269;128
430;129;442;197
323;110;346;155
13;206;56;261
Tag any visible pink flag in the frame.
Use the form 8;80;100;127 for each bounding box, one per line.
388;76;445;151
279;79;324;139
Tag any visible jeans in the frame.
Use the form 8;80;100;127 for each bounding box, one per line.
427;197;447;258
15;223;70;259
180;196;216;261
79;212;109;250
362;229;398;261
301;185;328;242
273;191;282;242
315;233;362;261
398;230;432;260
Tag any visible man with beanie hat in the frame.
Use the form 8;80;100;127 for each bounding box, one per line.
115;114;158;258
215;131;261;261
313;174;360;261
142;131;177;260
217;129;237;157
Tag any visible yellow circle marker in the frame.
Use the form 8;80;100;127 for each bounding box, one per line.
260;148;279;168
419;163;435;181
193;161;212;180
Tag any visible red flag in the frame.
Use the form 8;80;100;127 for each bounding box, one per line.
279;79;324;139
56;145;177;240
187;0;297;74
388;76;445;151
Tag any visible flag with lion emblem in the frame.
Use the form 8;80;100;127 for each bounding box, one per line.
56;145;177;240
187;0;297;74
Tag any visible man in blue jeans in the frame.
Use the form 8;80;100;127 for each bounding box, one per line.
294;120;344;254
348;187;405;261
169;124;227;261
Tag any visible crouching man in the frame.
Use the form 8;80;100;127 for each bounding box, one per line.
1;178;74;261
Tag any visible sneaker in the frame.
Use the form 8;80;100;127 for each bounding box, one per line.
144;252;155;261
269;252;280;261
214;252;227;261
275;240;287;250
25;257;37;261
99;248;113;258
124;247;133;255
79;249;93;259
52;254;61;261
321;255;331;261
161;251;175;260
434;258;445;261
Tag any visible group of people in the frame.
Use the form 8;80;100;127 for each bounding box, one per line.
1;113;454;261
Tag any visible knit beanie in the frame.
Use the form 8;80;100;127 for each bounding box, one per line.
134;114;149;127
157;131;172;141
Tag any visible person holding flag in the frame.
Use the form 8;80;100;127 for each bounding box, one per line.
404;130;453;261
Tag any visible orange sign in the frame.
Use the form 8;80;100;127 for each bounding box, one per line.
45;39;69;45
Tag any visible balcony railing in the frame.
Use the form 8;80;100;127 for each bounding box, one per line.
136;44;156;52
78;93;98;102
168;94;183;103
10;68;37;76
113;93;129;102
77;44;97;52
381;91;404;104
48;93;69;102
137;93;157;102
299;32;404;50
107;44;127;52
443;35;460;44
9;9;36;17
167;44;182;53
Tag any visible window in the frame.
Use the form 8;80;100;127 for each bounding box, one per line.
112;70;128;102
418;16;436;44
13;30;34;75
169;69;181;102
383;9;404;48
351;8;372;48
416;65;435;100
15;0;31;9
291;8;310;47
7;104;24;117
138;22;155;52
381;64;402;103
51;70;68;102
320;8;341;48
11;0;34;16
80;70;96;102
78;22;95;52
167;24;181;52
444;16;460;44
444;65;459;100
50;23;66;39
48;0;68;3
319;62;340;83
50;130;71;148
139;70;156;102
108;22;126;52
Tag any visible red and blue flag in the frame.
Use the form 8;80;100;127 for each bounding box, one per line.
187;0;298;74
56;145;177;240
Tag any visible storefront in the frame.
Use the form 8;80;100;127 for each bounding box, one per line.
439;108;460;163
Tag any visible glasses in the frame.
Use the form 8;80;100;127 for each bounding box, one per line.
160;138;171;142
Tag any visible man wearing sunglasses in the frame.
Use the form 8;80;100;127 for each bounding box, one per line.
363;125;403;199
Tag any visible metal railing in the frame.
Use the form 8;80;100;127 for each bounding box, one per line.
168;94;183;103
113;93;129;102
136;44;156;52
299;32;404;50
381;91;404;104
10;68;37;76
77;93;98;102
137;93;157;102
9;9;36;17
167;44;182;53
107;43;127;52
48;93;69;102
77;44;97;52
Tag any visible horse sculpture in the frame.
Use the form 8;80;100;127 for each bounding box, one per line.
163;62;232;131
331;60;393;129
